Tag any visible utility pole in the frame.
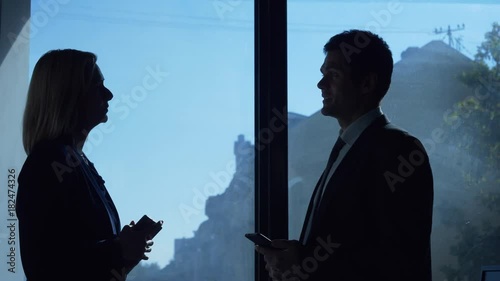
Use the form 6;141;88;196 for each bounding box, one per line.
434;23;466;51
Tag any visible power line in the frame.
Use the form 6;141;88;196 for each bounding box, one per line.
53;9;435;36
434;24;466;51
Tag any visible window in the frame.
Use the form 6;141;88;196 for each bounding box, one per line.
1;1;255;280
288;1;500;281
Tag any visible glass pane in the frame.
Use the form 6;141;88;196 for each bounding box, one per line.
288;1;499;281
1;1;255;280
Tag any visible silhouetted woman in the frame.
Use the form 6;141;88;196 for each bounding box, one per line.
16;49;152;281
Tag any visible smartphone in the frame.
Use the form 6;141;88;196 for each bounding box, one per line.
134;215;163;239
245;233;273;247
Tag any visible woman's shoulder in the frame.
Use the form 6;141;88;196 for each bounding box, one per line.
24;136;73;164
19;136;79;184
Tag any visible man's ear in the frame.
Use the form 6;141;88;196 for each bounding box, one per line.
361;72;378;96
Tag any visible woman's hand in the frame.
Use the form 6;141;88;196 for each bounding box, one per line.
119;221;154;262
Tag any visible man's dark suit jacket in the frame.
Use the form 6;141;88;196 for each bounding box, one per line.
16;135;130;281
298;115;434;281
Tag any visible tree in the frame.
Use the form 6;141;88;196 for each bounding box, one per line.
440;22;500;281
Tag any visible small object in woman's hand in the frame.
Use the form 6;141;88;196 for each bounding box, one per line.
134;215;163;239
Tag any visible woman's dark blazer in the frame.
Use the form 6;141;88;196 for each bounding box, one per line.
16;135;129;281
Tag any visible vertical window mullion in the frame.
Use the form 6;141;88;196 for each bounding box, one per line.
254;0;288;281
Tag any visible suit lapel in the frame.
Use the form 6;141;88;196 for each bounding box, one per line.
299;172;325;243
84;158;122;233
75;153;121;236
305;115;390;243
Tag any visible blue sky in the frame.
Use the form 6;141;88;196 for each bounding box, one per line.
26;0;500;268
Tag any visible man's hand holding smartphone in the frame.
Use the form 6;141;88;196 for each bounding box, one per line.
245;233;274;248
246;233;303;281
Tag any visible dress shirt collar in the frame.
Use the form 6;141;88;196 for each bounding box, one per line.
339;107;383;146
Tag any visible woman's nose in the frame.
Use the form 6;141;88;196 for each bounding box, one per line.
104;87;113;101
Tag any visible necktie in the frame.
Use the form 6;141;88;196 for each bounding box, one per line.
303;136;346;242
313;136;346;214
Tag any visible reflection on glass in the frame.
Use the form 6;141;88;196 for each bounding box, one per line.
287;1;499;281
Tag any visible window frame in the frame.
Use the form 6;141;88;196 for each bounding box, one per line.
254;1;289;281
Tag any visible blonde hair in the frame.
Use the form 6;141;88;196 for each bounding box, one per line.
22;49;97;154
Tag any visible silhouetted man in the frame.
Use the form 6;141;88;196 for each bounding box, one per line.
256;30;434;281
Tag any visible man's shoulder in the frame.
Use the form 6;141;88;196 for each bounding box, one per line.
370;121;427;155
378;121;419;142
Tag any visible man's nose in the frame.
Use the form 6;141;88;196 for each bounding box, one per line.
317;77;325;89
